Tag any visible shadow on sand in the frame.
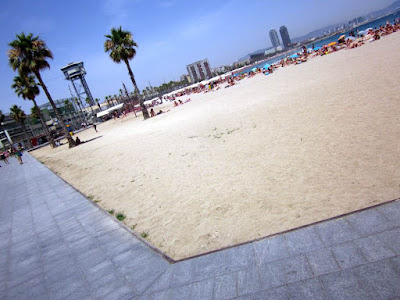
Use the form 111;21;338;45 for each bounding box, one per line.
77;135;103;146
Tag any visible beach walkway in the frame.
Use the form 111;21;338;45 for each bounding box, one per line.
1;153;399;300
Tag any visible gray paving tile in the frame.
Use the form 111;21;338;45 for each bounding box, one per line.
354;235;396;262
320;269;371;300
104;285;136;300
237;268;262;296
376;227;400;254
190;278;214;300
151;289;170;300
392;256;400;274
234;294;254;300
77;248;109;270
353;259;400;300
253;235;290;265
316;217;360;247
282;255;314;284
7;269;44;289
253;285;288;300
376;200;400;226
88;272;128;299
191;244;255;283
82;260;118;284
169;259;194;287
284;227;324;256
168;284;192;299
7;282;49;299
258;260;286;290
306;248;340;276
287;278;326;300
331;241;368;269
48;283;90;300
346;208;395;237
214;272;237;299
45;265;81;287
43;254;76;274
143;267;174;294
119;254;169;294
46;271;86;292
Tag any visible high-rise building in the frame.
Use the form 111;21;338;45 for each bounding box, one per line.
279;26;291;49
269;29;281;50
186;59;212;83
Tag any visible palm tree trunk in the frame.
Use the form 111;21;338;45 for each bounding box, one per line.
20;122;32;148
32;99;56;148
124;59;149;119
34;71;75;148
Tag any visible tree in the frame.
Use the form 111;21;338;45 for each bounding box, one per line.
85;97;95;119
8;32;75;147
64;99;73;113
104;26;149;119
12;74;55;147
95;98;102;111
10;105;32;148
0;110;4;124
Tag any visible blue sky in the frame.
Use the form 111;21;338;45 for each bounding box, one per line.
0;0;393;113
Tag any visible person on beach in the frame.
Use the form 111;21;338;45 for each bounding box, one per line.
13;147;23;165
150;108;155;117
1;152;9;165
75;137;81;145
93;124;98;132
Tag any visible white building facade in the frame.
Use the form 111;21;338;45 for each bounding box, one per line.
186;59;212;83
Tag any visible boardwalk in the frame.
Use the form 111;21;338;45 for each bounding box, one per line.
0;153;399;299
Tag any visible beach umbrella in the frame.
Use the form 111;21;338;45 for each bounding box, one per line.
338;35;346;40
328;42;337;47
313;46;321;51
346;36;356;41
251;67;257;72
263;64;271;69
289;53;299;58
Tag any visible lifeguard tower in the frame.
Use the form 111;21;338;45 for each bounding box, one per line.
61;62;94;105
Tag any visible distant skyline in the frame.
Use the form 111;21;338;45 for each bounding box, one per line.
0;0;394;113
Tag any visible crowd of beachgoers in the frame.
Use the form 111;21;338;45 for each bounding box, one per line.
140;18;399;114
0;144;24;166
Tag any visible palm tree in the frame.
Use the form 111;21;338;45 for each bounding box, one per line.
8;32;75;147
104;26;149;119
64;99;73;112
12;74;55;147
95;98;102;111
85;97;95;118
10;105;32;148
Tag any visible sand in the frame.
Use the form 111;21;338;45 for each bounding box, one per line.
32;32;400;260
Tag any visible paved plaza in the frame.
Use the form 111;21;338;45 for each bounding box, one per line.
0;153;399;299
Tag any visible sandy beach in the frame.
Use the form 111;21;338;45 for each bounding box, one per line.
32;32;400;260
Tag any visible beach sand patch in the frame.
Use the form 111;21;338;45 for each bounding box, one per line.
32;32;400;260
